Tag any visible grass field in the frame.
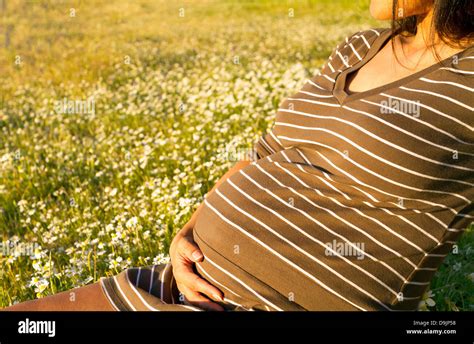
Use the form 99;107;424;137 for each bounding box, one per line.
0;0;472;310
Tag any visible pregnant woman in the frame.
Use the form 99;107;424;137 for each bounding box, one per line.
6;0;473;311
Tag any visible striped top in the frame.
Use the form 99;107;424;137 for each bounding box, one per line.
193;28;474;311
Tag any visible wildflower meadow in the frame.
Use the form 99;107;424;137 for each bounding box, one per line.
0;0;472;311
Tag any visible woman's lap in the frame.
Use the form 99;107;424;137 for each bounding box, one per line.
4;283;115;311
99;264;203;311
5;264;232;311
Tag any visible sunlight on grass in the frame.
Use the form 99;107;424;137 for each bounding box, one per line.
0;0;472;310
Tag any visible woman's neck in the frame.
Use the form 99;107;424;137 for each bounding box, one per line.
400;9;467;59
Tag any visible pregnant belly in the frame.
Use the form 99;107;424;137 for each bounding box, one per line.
192;161;374;311
192;162;313;311
192;160;432;311
193;197;307;311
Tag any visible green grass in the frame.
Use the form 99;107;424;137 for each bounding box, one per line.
0;0;472;310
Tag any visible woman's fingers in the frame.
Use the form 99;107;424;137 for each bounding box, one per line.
170;231;225;310
173;264;224;303
178;285;225;312
177;235;204;262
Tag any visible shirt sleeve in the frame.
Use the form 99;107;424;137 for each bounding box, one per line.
319;30;363;76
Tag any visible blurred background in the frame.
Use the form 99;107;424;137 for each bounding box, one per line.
0;0;472;310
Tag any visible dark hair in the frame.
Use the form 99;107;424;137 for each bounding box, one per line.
390;0;473;63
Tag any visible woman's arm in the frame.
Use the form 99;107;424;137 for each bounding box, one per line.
169;159;251;311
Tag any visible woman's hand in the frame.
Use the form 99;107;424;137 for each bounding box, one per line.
169;161;251;311
169;225;225;311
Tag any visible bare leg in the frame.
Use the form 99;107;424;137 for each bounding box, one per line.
3;282;116;311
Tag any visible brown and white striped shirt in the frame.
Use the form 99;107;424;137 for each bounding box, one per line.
192;28;474;311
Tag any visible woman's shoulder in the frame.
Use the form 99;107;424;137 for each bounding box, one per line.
426;44;474;81
321;28;390;75
345;27;390;45
448;46;474;72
